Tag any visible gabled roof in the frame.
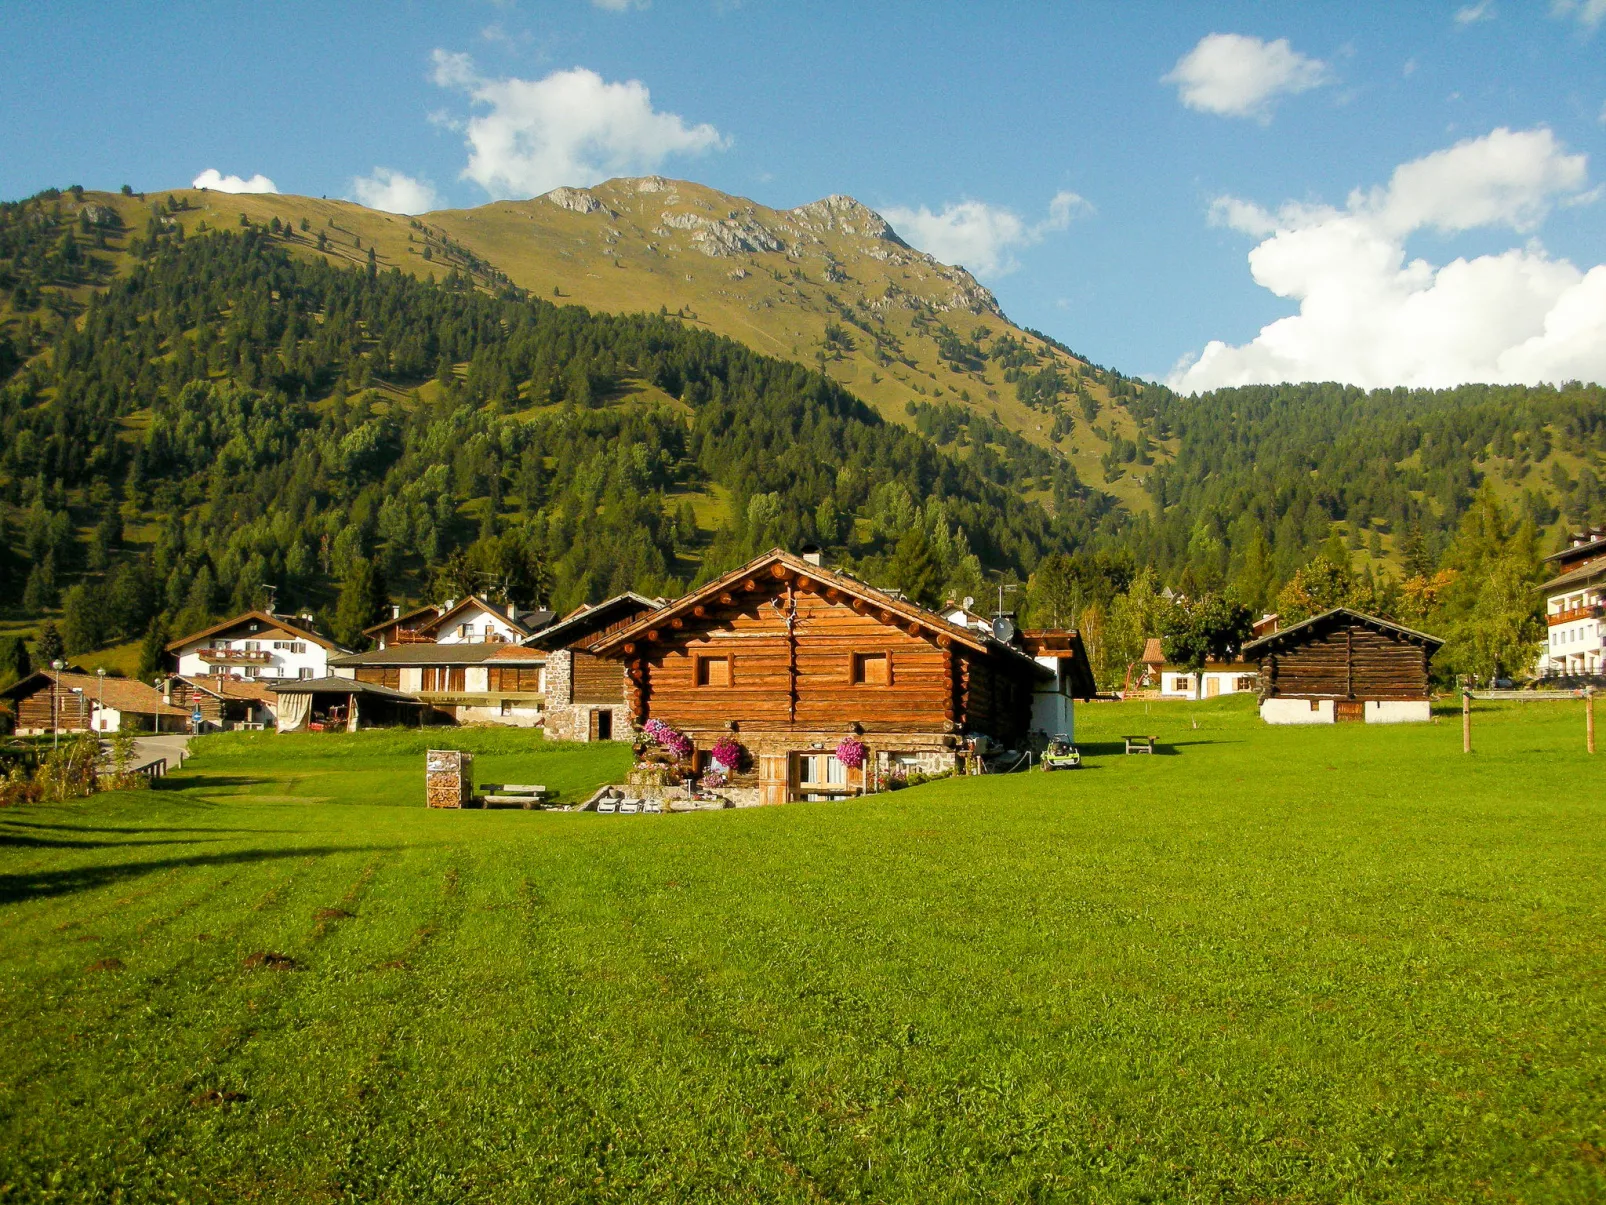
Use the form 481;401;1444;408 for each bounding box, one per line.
362;603;441;638
1241;607;1444;657
590;549;1048;675
1142;637;1165;665
266;676;420;700
525;592;664;651
2;671;187;716
1543;534;1606;564
417;595;544;638
166;610;342;653
1538;556;1606;593
173;675;278;704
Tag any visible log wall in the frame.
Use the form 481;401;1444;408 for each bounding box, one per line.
572;652;626;704
621;580;1035;744
1266;622;1431;701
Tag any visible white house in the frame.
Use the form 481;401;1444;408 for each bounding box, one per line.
166;610;345;682
1158;662;1259;700
417;596;554;646
1538;529;1605;679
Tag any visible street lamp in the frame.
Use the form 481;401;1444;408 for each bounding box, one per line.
50;659;65;750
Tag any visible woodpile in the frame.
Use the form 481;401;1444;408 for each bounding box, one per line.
425;749;474;808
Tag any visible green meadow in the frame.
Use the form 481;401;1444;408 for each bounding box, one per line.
0;698;1601;1203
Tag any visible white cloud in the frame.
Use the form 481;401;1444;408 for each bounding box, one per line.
429;51;725;199
591;0;649;9
192;168;278;194
1162;33;1330;121
1455;0;1496;24
1552;0;1606;29
883;191;1091;279
1170;127;1606;391
351;168;441;215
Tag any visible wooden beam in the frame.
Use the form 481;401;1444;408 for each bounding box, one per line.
647;629;659;642
693;605;708;619
742;578;759;592
770;563;790;580
670;617;684;630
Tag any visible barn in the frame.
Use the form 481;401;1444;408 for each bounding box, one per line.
1242;607;1444;724
589;549;1092;804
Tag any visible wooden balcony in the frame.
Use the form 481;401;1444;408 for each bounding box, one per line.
197;648;273;663
392;629;436;644
1546;604;1603;627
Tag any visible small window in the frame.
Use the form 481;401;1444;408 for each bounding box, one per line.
1310;699;1321;712
799;754;847;786
696;655;731;687
852;652;889;685
500;699;513;716
299;667;313;680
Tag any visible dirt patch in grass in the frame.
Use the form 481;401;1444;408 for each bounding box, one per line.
190;1089;247;1108
314;907;352;921
84;957;123;973
242;951;298;971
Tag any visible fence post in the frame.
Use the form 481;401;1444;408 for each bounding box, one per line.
1588;686;1596;756
1462;689;1472;754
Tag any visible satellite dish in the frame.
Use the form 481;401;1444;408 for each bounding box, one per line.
991;616;1016;643
962;596;975;610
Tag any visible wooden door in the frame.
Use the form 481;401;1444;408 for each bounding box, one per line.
587;710;601;741
758;754;790;806
1204;677;1220;699
1335;700;1364;723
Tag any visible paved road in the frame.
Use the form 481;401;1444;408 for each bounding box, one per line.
112;734;191;775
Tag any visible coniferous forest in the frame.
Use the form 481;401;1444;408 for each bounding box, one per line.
1;187;1603;687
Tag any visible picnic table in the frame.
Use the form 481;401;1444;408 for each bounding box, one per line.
1123;735;1157;755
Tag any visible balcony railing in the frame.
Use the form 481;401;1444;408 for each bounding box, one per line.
197;648;273;663
392;629;436;644
1546;604;1604;627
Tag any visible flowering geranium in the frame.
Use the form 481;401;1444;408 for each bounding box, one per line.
709;735;744;771
835;737;867;770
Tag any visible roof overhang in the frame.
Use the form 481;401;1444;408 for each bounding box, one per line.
590;549;1045;674
1241;607;1444;658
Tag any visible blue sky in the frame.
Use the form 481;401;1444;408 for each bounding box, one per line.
4;1;1604;387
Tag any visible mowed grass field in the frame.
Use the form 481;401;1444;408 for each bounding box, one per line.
1;700;1602;1203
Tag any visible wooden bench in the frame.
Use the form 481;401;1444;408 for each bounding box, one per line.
1123;735;1157;755
477;783;549;809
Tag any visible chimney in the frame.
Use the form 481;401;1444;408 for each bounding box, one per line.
800;543;823;568
508;601;518;620
391;604;401;620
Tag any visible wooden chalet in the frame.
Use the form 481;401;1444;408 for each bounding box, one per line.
526;593;664;741
1242;607;1443;724
166;610;344;682
3;670;187;735
164;675;278;731
590;549;1092;804
363;603;443;650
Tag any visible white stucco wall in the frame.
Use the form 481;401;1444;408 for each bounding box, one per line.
1261;697;1333;724
1365;700;1432;723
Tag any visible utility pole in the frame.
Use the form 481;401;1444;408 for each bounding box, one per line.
1462;688;1472;754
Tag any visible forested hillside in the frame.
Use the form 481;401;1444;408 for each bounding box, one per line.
0;192;1111;675
0;184;1602;688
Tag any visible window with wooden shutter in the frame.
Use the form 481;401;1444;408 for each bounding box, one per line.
696;655;731;687
852;652;889;685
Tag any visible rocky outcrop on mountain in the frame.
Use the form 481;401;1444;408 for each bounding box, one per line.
544;187;613;216
789;195;909;247
658;210;787;258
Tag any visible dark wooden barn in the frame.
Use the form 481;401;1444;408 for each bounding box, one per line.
1241;607;1443;724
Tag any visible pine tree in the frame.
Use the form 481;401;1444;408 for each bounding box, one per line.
35;620;65;666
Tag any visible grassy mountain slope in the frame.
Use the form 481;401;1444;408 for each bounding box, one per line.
0;183;1165;518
